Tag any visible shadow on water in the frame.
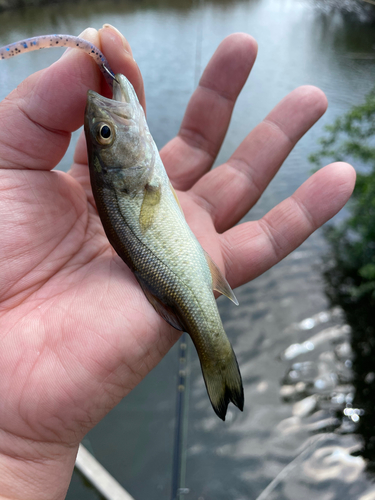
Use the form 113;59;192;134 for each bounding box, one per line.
69;468;106;500
313;0;375;23
0;0;258;38
314;13;375;53
0;0;196;35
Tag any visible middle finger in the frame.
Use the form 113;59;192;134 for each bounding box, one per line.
161;33;257;191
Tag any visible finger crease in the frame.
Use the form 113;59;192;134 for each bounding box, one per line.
0;140;41;169
257;218;285;259
226;157;262;199
263;118;294;148
189;189;216;218
178;126;217;161
291;195;317;231
198;81;236;105
16;100;70;140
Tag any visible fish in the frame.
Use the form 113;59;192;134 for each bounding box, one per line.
84;75;244;420
0;34;244;420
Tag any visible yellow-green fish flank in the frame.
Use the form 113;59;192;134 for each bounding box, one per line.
84;74;244;420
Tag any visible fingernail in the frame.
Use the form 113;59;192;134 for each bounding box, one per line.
102;23;131;53
78;27;98;39
61;27;98;58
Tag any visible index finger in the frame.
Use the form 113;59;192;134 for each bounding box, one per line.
0;26;144;171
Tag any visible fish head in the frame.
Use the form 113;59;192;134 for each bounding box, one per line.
84;74;155;194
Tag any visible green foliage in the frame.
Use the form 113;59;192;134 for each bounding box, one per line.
310;88;375;167
310;87;375;304
311;86;375;468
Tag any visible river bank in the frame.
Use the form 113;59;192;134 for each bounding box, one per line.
1;0;375;22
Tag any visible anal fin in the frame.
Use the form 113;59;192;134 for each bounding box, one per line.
137;278;185;331
204;250;239;306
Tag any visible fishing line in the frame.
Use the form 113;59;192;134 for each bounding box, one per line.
254;434;330;500
170;2;204;499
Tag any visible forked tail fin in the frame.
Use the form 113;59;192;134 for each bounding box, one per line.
199;345;244;421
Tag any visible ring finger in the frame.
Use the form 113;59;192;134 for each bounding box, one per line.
190;85;328;233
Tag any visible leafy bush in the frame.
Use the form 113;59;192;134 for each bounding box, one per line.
310;87;375;306
310;86;375;467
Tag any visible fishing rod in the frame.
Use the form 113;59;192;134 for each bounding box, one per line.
171;333;190;500
170;2;204;497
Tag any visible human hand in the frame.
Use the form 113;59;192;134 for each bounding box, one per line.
0;25;355;500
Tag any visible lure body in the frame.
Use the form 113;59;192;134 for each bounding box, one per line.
0;34;114;88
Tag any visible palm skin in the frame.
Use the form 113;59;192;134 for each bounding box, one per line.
0;25;355;500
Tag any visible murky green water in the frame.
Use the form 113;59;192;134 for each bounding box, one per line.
1;1;375;499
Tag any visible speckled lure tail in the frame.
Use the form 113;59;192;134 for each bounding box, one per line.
0;34;115;89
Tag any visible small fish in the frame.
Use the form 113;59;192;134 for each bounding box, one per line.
85;75;244;420
0;34;244;420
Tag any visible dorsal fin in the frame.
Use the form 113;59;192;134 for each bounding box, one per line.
136;277;185;331
204;250;239;306
169;181;184;216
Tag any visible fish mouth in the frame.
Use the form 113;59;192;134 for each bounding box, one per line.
86;73;131;104
87;72;132;107
85;74;140;129
87;71;138;108
87;90;115;108
112;74;139;105
113;75;130;103
86;89;134;123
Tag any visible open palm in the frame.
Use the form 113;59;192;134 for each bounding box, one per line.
0;26;355;499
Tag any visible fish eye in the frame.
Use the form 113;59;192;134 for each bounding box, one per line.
96;123;114;145
100;125;111;139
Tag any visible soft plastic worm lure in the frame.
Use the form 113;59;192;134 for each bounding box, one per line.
0;34;115;89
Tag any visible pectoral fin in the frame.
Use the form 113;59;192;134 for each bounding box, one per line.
204;250;239;306
139;183;161;232
137;277;185;331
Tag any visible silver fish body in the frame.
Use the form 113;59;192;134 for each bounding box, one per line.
84;75;244;420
